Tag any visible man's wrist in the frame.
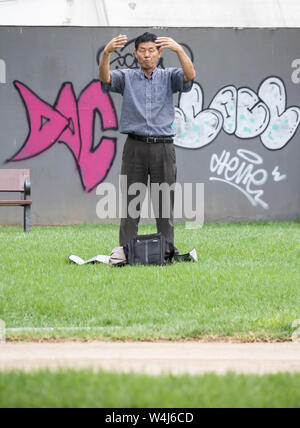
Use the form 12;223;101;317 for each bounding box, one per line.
175;45;185;55
103;48;112;56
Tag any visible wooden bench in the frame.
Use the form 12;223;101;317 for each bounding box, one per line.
0;169;32;233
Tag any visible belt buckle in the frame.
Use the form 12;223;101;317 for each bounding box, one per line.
146;137;155;144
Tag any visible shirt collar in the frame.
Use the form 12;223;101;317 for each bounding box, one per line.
138;67;158;80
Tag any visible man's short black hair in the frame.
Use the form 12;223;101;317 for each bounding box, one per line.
135;32;159;51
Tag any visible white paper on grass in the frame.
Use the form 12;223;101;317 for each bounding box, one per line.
190;249;198;262
69;254;110;265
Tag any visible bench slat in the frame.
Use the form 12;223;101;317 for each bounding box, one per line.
0;169;30;192
0;200;32;206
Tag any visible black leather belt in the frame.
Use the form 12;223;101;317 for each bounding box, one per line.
128;133;174;144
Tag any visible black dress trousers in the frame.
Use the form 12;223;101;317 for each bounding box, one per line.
119;135;177;248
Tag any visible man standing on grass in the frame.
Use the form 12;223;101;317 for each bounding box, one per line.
99;32;196;254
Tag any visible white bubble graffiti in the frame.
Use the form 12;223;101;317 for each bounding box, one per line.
173;77;300;151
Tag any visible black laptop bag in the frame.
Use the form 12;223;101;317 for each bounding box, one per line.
125;233;175;266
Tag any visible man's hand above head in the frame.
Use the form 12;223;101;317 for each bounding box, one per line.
155;37;182;54
104;34;128;54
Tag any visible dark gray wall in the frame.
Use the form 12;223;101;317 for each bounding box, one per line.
0;27;299;225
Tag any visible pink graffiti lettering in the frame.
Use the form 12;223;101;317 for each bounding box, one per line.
10;80;118;192
77;82;117;192
54;82;81;160
13;81;69;160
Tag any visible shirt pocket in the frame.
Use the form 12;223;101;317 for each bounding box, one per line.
154;81;169;104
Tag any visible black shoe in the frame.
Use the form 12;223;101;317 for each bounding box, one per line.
174;249;198;263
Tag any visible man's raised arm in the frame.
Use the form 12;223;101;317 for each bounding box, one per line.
99;34;128;84
155;37;196;83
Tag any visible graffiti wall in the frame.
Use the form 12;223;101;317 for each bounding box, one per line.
0;27;299;225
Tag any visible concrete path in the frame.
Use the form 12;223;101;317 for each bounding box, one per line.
0;341;300;375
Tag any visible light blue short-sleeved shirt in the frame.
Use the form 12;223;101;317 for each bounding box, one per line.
101;67;193;137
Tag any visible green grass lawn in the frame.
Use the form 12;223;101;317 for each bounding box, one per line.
0;370;299;408
0;221;299;341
